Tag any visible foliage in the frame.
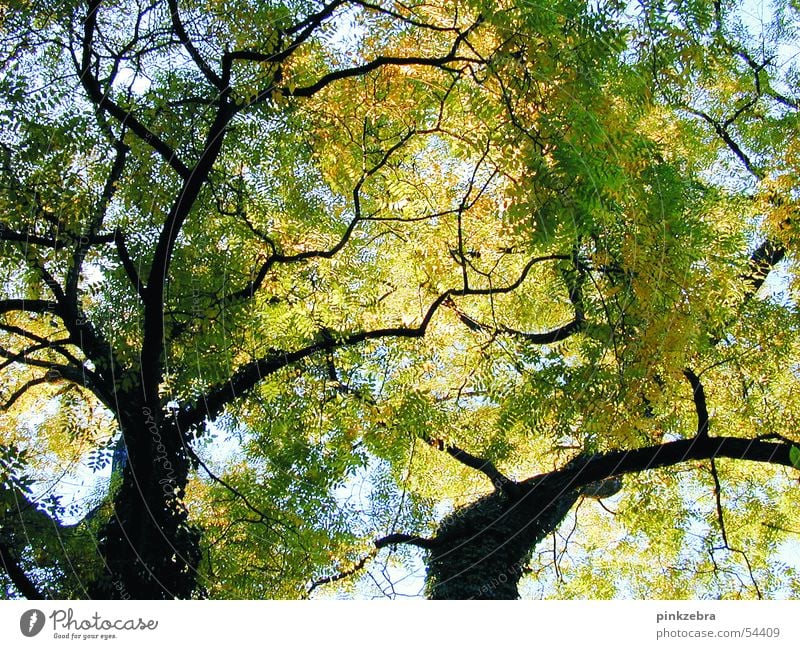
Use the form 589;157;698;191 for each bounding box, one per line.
1;0;799;599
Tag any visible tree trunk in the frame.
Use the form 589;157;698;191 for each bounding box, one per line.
425;476;591;599
88;407;201;599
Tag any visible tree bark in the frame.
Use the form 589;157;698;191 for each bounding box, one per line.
425;475;583;599
422;435;797;599
88;407;201;599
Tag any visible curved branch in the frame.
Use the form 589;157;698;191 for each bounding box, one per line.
0;338;75;372
139;96;234;406
743;238;785;298
521;436;798;499
708;457;763;597
283;52;478;101
0;538;44;600
0;358;112;412
424;436;514;492
682;106;763;180
683;368;710;439
0;224;115;249
80;1;190;179
374;533;439;550
167;0;223;89
501;318;584;344
226;130;416;304
1;376;49;411
113;228;147;300
260;17;483;104
306;550;376;596
9;256;120;402
180;254;569;430
66;139;128;302
176;290;451;431
0;323;62;345
0;299;59;317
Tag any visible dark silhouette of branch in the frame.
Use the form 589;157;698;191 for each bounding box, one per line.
225;129;416;304
177;290;452;430
743;238;785;298
0;299;59;316
306;551;376;596
712;0;798;111
269;18;483;102
377;434;798;577
683;107;762;180
1;377;49;411
167;0;223;89
0;538;44;600
706;238;786;346
66;140;128;303
15;252;119;406
709;458;763;598
226;0;345;67
283;0;346;37
180;254;568;430
521;436;796;498
683;368;710;439
139;87;234;407
0;224;115;249
424;436;514;492
710;459;728;545
185;444;285;529
501;318;584;344
0;338;74;372
80;1;191;179
355;1;466;33
113;229;147;300
374;533;439;549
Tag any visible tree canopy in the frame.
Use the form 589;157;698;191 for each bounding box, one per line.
1;0;799;600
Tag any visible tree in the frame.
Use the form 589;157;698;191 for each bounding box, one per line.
1;0;799;600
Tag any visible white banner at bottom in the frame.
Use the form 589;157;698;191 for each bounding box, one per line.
1;600;797;648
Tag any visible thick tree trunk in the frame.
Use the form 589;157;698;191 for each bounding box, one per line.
425;474;609;599
88;407;201;599
422;435;800;599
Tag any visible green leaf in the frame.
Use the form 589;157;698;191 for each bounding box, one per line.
790;446;800;470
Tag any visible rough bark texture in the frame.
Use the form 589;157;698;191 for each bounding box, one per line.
88;409;201;599
425;471;623;599
426;478;579;599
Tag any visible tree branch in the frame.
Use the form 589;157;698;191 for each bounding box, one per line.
0;538;44;600
0;299;59;316
520;436;797;499
742;238;785;299
180;254;569;431
306;550;376;596
80;1;190;179
167;0;223;89
0;338;75;372
1;376;49;411
709;458;763;598
66;139;128;301
226;129;416;303
113;228;147;300
139;92;234;406
424;436;514;492
683;368;710;439
501;318;584;344
709;459;728;546
261;17;483;104
0;224;115;249
682;106;763;180
374;533;439;550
